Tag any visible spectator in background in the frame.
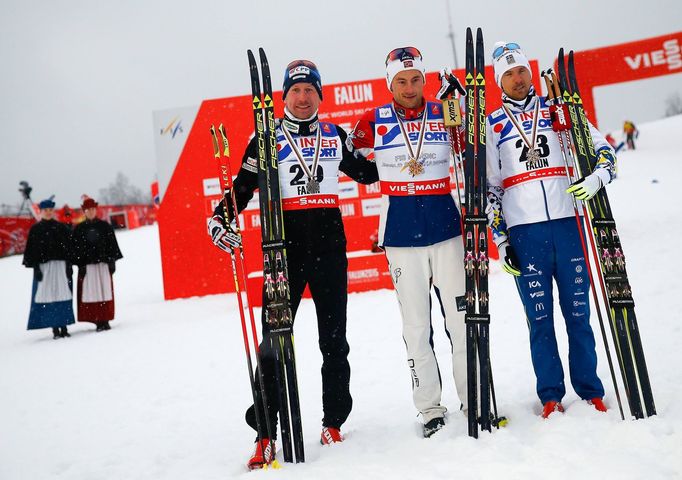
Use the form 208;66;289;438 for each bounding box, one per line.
72;196;123;332
22;197;75;339
623;120;638;150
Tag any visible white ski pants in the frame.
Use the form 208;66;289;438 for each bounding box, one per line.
385;237;467;423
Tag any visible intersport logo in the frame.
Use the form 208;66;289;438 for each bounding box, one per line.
624;39;682;71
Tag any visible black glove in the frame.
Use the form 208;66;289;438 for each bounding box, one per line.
108;262;116;274
66;263;73;277
34;267;43;282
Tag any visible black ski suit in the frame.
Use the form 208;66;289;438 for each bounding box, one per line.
213;115;377;436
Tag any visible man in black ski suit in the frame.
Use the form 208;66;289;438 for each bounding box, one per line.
207;59;378;469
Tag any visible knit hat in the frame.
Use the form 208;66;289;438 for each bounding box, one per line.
38;196;55;209
283;60;323;100
492;41;531;87
81;196;98;210
385;46;426;90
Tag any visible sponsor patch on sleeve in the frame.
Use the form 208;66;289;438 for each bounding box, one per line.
243;156;258;173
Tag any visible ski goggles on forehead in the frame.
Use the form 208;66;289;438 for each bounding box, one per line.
385;46;422;65
493;43;521;60
286;59;318;70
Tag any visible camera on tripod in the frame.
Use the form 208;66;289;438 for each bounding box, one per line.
19;181;32;200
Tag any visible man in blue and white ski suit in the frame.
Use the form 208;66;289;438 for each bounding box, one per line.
351;47;467;437
486;42;615;417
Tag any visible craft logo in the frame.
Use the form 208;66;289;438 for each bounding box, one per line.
160;117;183;139
289;65;311;77
624;39;682;71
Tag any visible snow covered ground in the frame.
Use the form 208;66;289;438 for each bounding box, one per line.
2;115;682;479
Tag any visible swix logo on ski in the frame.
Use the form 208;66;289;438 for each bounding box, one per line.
380;121;447;145
624;39;682;71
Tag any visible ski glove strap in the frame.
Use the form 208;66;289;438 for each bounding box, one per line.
498;241;521;276
208;215;242;252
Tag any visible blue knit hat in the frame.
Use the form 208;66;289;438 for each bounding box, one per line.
38;196;56;209
283;60;322;100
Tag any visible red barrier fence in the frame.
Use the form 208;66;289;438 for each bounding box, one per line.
0;217;35;257
0;204;155;257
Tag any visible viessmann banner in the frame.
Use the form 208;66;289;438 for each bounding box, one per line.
566;31;682;127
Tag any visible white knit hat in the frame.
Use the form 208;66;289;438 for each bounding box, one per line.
385;48;426;89
492;41;531;87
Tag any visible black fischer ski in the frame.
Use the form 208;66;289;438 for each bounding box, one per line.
248;47;305;463
474;27;492;433
463;27;492;438
556;49;655;419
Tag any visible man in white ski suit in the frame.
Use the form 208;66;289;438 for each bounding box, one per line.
351;46;467;437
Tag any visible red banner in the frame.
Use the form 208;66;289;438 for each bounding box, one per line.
156;62;544;301
558;31;682;126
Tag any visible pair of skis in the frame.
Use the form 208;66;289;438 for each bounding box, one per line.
209;48;304;468
248;47;305;463
462;27;496;438
441;29;507;438
544;50;655;420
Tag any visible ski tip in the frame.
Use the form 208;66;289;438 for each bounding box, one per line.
476;26;483;37
466;26;473;38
